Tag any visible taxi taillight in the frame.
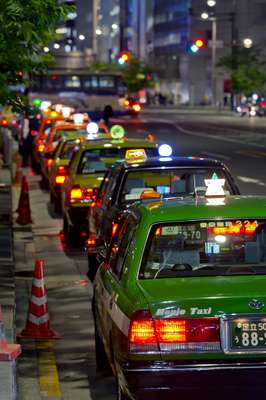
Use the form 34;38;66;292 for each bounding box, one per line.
45;158;53;168
55;175;66;185
69;186;98;202
129;311;220;353
38;144;45;152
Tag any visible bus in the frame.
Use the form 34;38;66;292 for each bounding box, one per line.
29;70;127;116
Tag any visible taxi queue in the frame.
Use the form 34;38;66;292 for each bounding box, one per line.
34;103;266;400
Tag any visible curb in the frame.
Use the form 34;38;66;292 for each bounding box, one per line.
0;166;20;400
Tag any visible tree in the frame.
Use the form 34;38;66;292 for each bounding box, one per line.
89;57;155;95
218;47;266;96
0;0;71;110
122;57;155;94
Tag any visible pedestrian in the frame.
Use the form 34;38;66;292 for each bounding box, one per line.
103;105;113;127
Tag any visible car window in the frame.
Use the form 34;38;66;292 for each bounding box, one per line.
119;168;234;204
59;141;79;160
101;170;120;206
109;220;136;279
140;219;266;279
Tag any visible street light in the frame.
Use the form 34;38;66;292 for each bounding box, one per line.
207;0;216;7
201;12;209;20
43;47;49;53
243;38;253;48
78;34;85;41
53;43;60;50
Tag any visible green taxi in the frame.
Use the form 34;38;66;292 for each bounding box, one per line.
93;193;266;399
48;134;86;213
61;132;159;244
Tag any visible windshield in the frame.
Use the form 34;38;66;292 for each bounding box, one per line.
140;219;266;279
120;168;234;203
77;147;157;174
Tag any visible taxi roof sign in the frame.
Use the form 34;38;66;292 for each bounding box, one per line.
205;173;225;197
140;190;161;200
110;124;125;139
125;149;147;163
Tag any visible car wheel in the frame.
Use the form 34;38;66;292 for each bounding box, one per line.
54;197;62;215
63;215;78;245
94;324;111;374
87;253;98;282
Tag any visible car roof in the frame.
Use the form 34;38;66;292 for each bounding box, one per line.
130;196;266;225
78;137;158;151
111;156;227;171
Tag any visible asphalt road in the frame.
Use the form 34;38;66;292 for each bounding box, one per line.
15;112;266;400
112;112;266;195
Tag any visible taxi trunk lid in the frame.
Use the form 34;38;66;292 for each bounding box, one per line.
136;276;266;358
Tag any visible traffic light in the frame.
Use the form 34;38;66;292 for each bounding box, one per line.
189;38;206;53
118;51;130;65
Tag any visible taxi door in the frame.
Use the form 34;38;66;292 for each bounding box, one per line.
94;216;137;365
92;169;121;242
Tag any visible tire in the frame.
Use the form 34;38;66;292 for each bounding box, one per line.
63;215;78;246
87;253;98;282
94;323;111;374
54;195;62;215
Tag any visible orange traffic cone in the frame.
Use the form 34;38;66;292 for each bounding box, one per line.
18;260;60;339
16;176;33;225
0;305;21;361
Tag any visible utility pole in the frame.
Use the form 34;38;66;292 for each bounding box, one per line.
211;17;217;107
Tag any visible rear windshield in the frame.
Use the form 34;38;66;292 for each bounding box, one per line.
54;129;87;141
77;147;157;174
120;168;234;203
140;219;266;279
59;141;79;160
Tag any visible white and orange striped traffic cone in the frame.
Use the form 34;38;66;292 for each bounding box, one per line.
0;305;21;361
18;259;60;339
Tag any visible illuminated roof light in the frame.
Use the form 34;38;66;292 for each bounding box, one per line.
86;122;99;135
110;124;125;139
62;106;72;118
125;149;147;163
40;100;52;110
205;173;226;197
158;144;173;157
73;113;84;125
55;104;63;113
215;235;227;244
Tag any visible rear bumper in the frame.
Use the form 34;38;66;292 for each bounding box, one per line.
122;361;266;399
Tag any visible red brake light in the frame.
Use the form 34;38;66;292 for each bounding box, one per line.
55;175;66;185
57;166;66;173
70;186;98;202
111;223;118;237
45;158;53;168
132;103;141;112
129;313;220;353
129;311;157;347
1;119;8;126
70;187;83;200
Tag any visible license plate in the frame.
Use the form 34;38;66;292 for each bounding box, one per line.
231;318;266;350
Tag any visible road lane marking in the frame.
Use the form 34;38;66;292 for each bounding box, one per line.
201;151;231;161
37;340;62;398
238;176;266;187
237;150;266;158
175;122;266;149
